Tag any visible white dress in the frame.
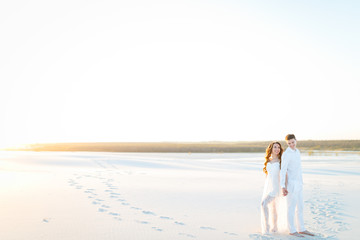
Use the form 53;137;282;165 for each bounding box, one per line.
262;162;280;199
261;161;281;234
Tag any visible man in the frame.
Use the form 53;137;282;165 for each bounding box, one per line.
280;134;315;237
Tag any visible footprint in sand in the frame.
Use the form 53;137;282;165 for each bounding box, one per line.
142;210;156;216
306;187;351;237
71;173;211;235
68;179;76;186
110;194;120;199
200;226;216;230
110;192;121;196
87;192;98;198
109;212;120;216
179;233;196;238
249;233;275;239
175;221;185;226
131;207;142;210
136;220;150;224
152;227;163;232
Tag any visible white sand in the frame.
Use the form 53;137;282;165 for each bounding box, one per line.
0;151;359;240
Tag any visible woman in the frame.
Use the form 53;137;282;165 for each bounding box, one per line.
261;141;284;234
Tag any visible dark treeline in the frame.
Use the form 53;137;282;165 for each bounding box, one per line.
7;140;360;152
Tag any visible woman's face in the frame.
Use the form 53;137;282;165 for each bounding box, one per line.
272;143;281;156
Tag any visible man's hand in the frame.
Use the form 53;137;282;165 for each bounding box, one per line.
282;188;288;196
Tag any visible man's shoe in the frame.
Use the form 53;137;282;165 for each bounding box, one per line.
290;232;304;237
299;230;315;236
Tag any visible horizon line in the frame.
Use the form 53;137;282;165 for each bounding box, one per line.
12;139;360;145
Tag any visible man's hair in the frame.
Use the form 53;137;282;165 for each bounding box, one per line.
285;134;296;141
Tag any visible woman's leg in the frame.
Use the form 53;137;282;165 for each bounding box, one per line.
271;200;278;232
261;195;275;234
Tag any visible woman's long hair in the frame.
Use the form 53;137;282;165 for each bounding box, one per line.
263;141;283;175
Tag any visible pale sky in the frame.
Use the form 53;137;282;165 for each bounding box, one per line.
1;0;359;147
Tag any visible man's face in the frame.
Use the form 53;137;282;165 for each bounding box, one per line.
286;139;297;150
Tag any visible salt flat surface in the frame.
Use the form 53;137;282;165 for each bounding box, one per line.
0;151;359;240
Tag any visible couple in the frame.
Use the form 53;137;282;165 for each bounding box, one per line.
261;134;315;237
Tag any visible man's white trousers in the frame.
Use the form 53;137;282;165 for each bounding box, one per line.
286;190;306;233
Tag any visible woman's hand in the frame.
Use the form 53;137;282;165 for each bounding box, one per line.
282;188;288;196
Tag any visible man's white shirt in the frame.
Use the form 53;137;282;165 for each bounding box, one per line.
280;147;303;193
